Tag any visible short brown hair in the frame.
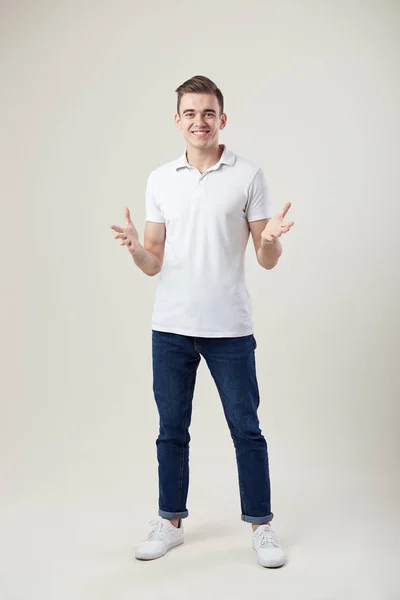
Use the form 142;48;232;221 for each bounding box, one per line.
175;75;224;115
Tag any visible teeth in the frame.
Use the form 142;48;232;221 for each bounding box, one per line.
193;131;208;135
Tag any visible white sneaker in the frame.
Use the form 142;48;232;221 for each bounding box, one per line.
135;518;184;560
253;524;286;568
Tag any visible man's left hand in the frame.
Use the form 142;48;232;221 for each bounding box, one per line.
261;202;294;245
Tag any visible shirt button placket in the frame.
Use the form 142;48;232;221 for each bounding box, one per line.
196;174;203;200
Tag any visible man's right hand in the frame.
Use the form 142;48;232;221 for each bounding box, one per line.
110;208;139;255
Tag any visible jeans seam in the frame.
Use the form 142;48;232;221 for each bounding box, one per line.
177;368;195;513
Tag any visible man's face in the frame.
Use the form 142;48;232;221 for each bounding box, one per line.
174;93;227;149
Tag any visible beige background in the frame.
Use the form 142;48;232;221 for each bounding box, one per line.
1;0;399;598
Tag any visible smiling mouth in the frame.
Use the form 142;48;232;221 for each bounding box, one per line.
191;130;210;136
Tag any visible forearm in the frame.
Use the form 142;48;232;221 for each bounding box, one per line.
257;238;282;270
130;243;161;276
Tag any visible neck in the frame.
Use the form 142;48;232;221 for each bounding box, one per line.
185;143;224;174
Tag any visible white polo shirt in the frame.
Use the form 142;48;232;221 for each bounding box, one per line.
145;145;271;337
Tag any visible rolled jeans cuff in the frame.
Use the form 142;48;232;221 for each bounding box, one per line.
241;512;274;524
159;509;189;520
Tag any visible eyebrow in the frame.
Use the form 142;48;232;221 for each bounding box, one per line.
182;108;216;114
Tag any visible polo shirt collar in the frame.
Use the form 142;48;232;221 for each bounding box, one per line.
175;145;236;171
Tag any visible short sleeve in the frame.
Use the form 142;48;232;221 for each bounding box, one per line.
145;173;165;223
245;168;272;222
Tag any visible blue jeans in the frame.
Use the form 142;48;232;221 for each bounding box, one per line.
152;330;274;525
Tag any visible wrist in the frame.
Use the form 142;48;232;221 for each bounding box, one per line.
261;236;278;247
129;240;142;256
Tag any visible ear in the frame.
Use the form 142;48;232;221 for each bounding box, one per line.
219;112;227;130
174;113;182;129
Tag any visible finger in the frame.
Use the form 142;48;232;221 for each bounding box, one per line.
124;207;132;226
114;232;127;240
111;225;124;233
281;221;294;229
279;202;292;219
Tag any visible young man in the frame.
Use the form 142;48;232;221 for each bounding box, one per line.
111;76;294;568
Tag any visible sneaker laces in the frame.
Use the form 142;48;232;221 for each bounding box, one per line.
146;519;167;541
255;526;280;549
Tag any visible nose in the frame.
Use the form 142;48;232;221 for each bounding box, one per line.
194;117;207;129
